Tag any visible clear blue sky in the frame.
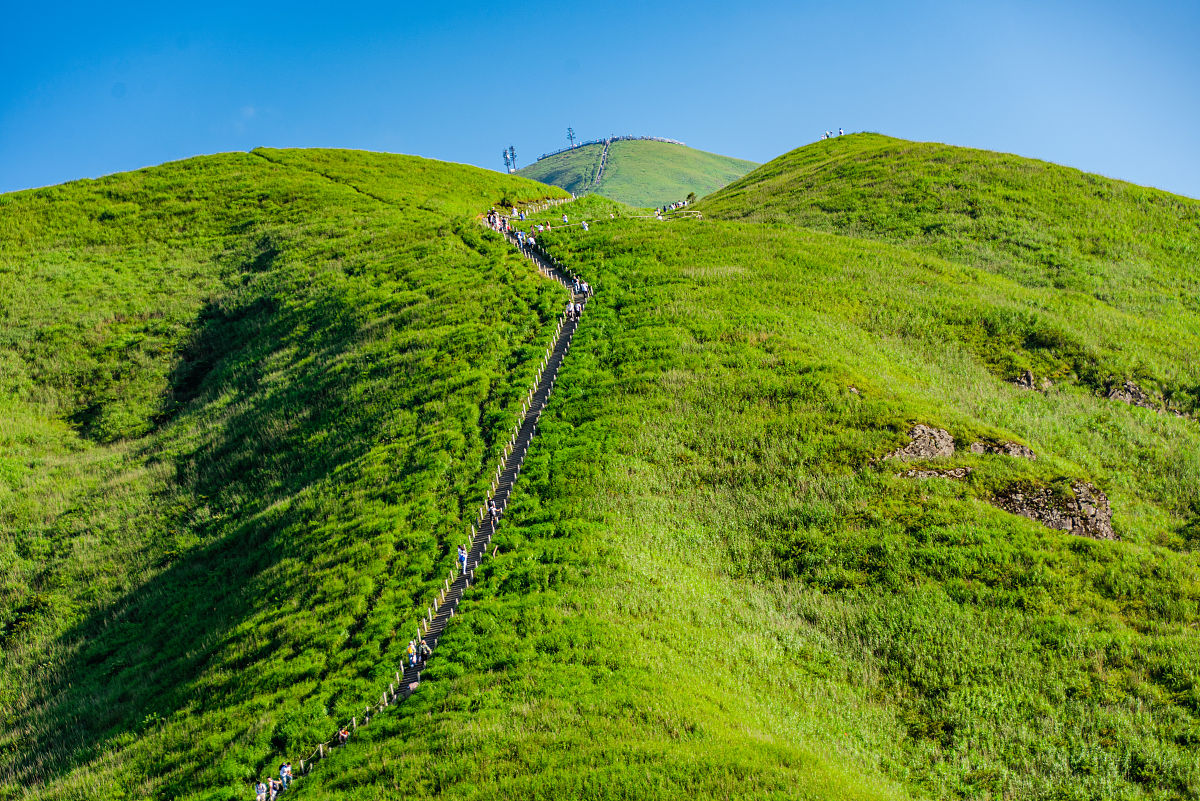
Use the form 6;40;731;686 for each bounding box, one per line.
3;0;1198;197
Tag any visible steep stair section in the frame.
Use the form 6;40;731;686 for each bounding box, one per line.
592;139;611;187
398;238;585;693
291;196;580;779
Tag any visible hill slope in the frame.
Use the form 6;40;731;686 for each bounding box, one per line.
4;139;1199;801
698;133;1200;410
303;177;1199;799
0;150;570;799
699;133;1200;311
517;139;758;208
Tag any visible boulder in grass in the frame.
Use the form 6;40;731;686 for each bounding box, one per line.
904;466;973;479
969;440;1037;460
1107;380;1158;410
884;425;955;461
1012;370;1052;391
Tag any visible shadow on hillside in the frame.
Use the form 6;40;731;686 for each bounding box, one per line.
10;270;401;790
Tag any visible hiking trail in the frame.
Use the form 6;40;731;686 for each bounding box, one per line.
284;196;579;781
591;139;611;187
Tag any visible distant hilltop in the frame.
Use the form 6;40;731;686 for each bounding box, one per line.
535;135;686;163
517;137;757;208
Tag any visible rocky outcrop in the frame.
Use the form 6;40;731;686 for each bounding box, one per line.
992;482;1116;540
904;466;973;479
1013;370;1052;391
884;425;955;461
969;440;1037;460
886;427;1035;463
1107;380;1157;410
1105;379;1193;418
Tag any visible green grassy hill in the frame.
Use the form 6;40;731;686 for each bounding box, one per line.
4;137;1199;801
304;177;1199;797
698;133;1200;409
0;150;569;799
698;133;1199;307
517;139;758;208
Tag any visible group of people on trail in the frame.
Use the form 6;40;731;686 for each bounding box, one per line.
489;206;596;253
658;199;691;216
246;202;588;801
821;128;844;139
485;208;513;232
253;763;292;801
516;229;538;256
407;637;432;667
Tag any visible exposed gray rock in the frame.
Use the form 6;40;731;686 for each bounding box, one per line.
904;466;973;479
992;482;1116;540
1106;379;1193;418
884;425;955;461
1107;380;1157;410
968;440;1037;460
1013;370;1052;391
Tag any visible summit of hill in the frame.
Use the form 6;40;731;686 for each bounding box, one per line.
699;133;1199;298
516;137;757;208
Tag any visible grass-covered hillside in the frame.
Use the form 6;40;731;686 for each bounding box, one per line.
699;133;1200;321
5;136;1199;801
0;149;569;799
518;139;757;208
699;133;1200;411
299;172;1198;800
